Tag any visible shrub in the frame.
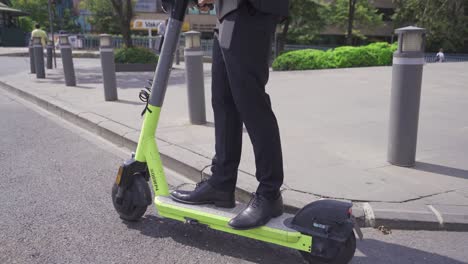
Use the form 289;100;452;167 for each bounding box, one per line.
114;47;159;64
272;49;327;71
332;46;378;68
366;42;396;66
272;42;397;71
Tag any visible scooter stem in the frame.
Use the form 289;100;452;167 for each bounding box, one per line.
149;0;189;107
134;0;190;196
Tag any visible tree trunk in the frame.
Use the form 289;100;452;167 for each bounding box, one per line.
278;17;290;55
123;0;133;48
110;0;133;48
346;0;357;45
121;22;132;48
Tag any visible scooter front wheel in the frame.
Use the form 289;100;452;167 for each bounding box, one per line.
300;232;356;264
111;174;151;221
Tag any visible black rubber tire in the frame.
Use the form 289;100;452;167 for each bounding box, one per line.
111;175;151;222
300;233;356;264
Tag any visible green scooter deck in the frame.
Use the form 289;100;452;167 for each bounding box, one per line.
155;196;312;252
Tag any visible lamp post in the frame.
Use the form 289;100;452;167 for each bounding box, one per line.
59;35;76;86
184;31;206;125
46;40;53;69
33;37;45;79
47;0;56;68
99;34;118;101
387;26;426;167
29;39;36;74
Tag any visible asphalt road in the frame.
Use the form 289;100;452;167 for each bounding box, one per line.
1;90;467;264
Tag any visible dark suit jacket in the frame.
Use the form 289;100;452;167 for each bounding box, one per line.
248;0;289;17
215;0;289;20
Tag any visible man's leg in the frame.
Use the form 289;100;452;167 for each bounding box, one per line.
220;4;284;229
169;34;241;208
207;35;243;192
221;5;284;200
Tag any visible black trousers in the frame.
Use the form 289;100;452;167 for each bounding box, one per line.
208;3;284;200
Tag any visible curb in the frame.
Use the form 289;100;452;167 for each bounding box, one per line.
1;80;468;232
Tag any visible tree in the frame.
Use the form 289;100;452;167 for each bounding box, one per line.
285;0;328;44
109;0;134;47
81;0;134;47
11;0;49;28
328;0;383;45
393;0;468;52
11;0;80;33
80;0;121;34
278;0;328;53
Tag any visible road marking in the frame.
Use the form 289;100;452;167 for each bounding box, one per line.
363;202;375;227
428;205;444;228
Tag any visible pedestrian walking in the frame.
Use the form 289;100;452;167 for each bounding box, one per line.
31;24;47;47
436;48;445;63
157;19;167;51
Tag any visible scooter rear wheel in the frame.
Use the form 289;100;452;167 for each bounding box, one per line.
111;174;151;221
300;232;356;264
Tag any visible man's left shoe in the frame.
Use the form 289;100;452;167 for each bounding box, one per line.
228;193;283;230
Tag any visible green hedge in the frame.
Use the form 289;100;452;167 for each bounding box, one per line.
272;42;398;71
114;47;159;64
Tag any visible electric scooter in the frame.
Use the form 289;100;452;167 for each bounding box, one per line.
111;1;363;263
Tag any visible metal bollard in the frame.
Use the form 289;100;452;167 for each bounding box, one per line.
175;37;181;65
184;31;206;125
59;35;76;86
33;37;45;79
29;39;36;74
387;26;426;167
99;34;118;101
46;40;53;69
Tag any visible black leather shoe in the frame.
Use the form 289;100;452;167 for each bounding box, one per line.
170;180;235;208
229;193;283;230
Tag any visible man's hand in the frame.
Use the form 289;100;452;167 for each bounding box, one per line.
197;0;214;12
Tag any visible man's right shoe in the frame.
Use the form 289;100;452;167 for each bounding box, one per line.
170;179;235;208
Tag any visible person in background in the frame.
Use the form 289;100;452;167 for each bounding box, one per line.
157;19;167;51
31;24;47;47
436;48;445;63
157;19;166;37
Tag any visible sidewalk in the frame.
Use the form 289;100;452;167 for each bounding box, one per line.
1;56;467;231
0;47;99;58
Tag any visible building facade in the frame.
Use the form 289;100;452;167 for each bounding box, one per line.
0;2;28;46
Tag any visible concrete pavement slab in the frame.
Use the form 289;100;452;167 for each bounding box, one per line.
370;202;440;230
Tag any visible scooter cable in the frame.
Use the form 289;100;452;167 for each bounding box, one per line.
139;79;153;116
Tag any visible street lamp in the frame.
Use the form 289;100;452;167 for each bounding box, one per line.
32;37;42;46
100;34;113;48
183;30;206;125
99;34;117;101
59;34;70;46
184;31;201;49
395;26;426;53
387;26;427;167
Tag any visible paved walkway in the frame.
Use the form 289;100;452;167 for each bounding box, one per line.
0;47;99;57
1;56;467;230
